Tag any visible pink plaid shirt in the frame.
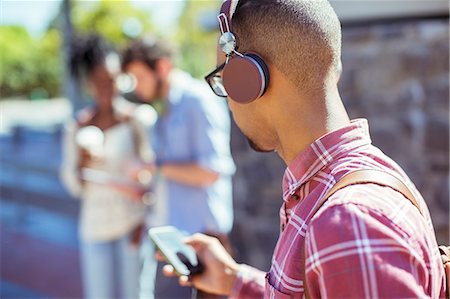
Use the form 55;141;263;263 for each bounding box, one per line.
231;119;445;298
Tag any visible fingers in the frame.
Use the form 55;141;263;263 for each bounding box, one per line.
178;275;192;287
184;233;216;249
161;265;193;287
154;250;165;262
108;183;145;201
162;264;176;277
125;161;141;179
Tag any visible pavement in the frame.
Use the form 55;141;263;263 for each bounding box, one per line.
0;101;83;299
0;99;191;299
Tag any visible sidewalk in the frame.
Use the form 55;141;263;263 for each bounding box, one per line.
0;112;82;298
0;99;194;298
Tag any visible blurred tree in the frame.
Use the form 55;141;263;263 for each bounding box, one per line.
0;0;224;99
174;0;221;78
33;29;63;98
62;0;83;114
0;26;34;97
0;26;62;99
71;0;154;48
0;0;154;100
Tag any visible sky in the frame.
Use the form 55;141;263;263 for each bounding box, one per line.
2;0;448;38
0;0;184;37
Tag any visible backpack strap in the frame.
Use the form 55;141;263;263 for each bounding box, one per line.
310;169;422;218
439;246;450;299
304;168;422;298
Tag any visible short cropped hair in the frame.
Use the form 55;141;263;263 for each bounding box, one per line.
232;0;342;90
121;37;174;71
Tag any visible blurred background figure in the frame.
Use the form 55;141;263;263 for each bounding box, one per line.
121;37;235;299
60;33;153;299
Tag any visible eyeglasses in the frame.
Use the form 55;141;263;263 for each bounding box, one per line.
204;62;228;98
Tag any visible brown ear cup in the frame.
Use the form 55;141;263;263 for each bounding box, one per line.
222;54;270;104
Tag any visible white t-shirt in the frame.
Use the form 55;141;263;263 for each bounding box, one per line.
60;110;164;242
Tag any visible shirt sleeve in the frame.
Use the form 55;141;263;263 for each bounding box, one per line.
188;96;235;176
230;264;266;299
59;120;83;198
304;202;430;299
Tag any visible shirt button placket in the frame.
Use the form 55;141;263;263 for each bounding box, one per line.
282;193;299;233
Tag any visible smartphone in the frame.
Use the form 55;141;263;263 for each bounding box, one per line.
148;226;204;276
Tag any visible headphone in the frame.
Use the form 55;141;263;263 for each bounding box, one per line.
218;0;270;104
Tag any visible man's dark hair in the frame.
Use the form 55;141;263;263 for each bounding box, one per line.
121;37;174;71
70;33;113;78
232;0;342;91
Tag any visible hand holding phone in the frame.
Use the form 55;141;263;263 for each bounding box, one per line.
155;231;240;296
148;226;204;276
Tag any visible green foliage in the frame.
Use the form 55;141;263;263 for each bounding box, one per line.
0;0;222;99
174;1;221;79
0;0;154;99
72;0;154;48
0;26;62;98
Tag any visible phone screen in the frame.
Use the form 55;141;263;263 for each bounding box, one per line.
148;226;203;276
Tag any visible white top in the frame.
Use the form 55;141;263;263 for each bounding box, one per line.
60;111;164;242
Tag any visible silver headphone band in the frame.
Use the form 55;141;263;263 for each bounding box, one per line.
245;55;266;98
218;0;241;54
218;0;240;34
217;13;229;34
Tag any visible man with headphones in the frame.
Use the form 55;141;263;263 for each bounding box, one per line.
121;37;235;298
161;0;446;298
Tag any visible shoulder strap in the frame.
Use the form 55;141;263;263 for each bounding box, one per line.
310;169;422;217
304;169;426;299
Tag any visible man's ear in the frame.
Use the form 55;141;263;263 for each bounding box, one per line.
216;45;227;66
155;58;173;79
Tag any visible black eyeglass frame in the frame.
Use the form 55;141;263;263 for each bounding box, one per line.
204;62;228;98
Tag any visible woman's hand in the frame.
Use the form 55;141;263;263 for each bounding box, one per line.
107;181;148;203
126;160;157;186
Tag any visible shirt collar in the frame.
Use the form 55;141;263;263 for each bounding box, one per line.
282;118;372;201
156;71;187;118
167;70;192;107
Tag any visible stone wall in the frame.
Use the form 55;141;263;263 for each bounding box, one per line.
229;18;449;271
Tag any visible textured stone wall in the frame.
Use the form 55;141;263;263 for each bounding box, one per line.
229;18;449;271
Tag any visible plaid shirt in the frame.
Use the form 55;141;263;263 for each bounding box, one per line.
231;119;445;298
